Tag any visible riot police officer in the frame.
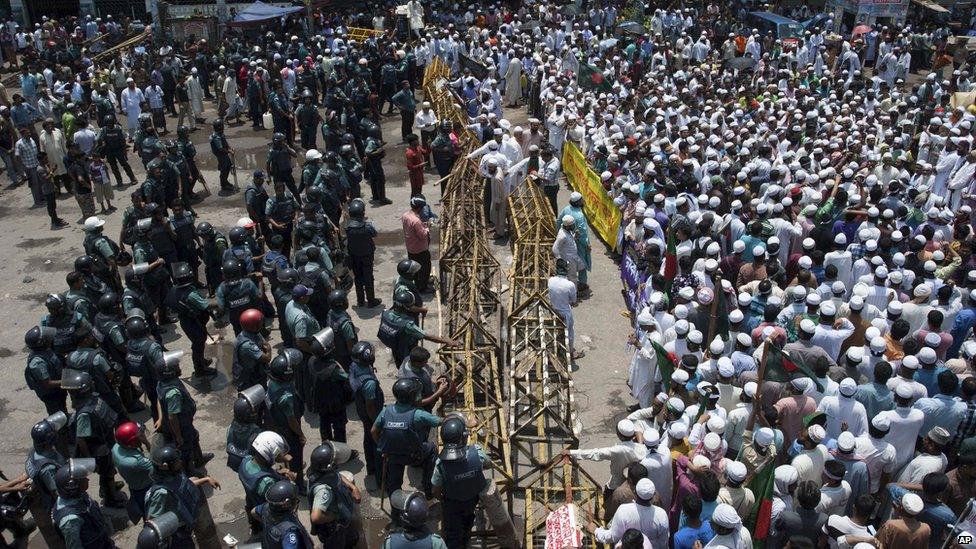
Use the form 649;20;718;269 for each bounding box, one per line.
24;325;67;415
62;370;126;508
326;290;358;369
432;415;490;549
65;271;97;324
67;324;126;417
176;126;203;200
253;480;313;548
268;81;296;145
216;258;262;336
308;441;360;548
195;222;228;293
349;342;383;477
227;386;266;473
301;150;322;197
165;262;217;377
378;289;457;367
371;378;442;497
273;268;300;348
135;511;180;549
156;350;214;471
383;490;445;548
131;218;172;325
267;133;301;201
96;115;137;187
265;179;298;259
95;293;145;414
261;234;291;291
298;247;334;322
209;119;235;192
393;258;425;319
51;458;116;547
83;215;122;292
285;284;323;358
306;327;353;442
26;412;68;548
144;445;220;547
238;431;290;534
295;91;322;150
111;421;153;524
41;293;92;359
345;198;382;308
124;314;164;419
223;226;257;273
363;124;390;205
338;144;363;199
122;265;164;343
167;202;199;276
245;170;270;238
73;255;111;305
233;309;271;390
267;349;307;493
398;347;450;411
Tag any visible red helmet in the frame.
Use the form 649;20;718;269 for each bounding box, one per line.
240;308;264;333
114;421;141;448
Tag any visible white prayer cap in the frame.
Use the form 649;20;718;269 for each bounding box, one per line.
919;346;937;364
838;431;857;452
901;493;924;516
636;478;656;500
692;454;711;468
704;432;722;451
743;382;757;397
616;419;636;437
717;357;734;378
839;377;857;397
707;416;726;435
729;309;744;323
726;461;747;484
669;422;688;439
643;428;661;448
807;424;826;443
754;428;775;446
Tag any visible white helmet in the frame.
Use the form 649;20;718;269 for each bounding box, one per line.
305;149;323;162
251;431;289;462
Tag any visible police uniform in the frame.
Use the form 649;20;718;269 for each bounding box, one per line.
156;376;201;466
169;211;199;273
397;362;437;411
295;101;320;150
326;308;357;369
145;470;209;546
226;420;262;472
245;183;270;237
178;136;201;191
132;239;172;315
232;330;267;390
200;230;228;292
261;249;290;290
268;146;301;201
93;312;142;414
126;335;164;420
345;217;378;306
67;346;125;416
69;393;121;495
52;494;114;549
363;135;387;203
42;310;91;358
432;445;490;548
265;191;298;258
26;447;67;548
306;356;351;442
273;283;296;348
223;242;256;274
111;443;153;522
96;123;136;185
65;289;96;325
165;282;211;372
308;470;357;547
209;129;233;190
384;529;448;548
238;455;285;528
339;153;363;199
256;502;313;549
216;277;261;336
25;345;67;415
374;402;441;496
122;283;163;342
377;308;427;367
167;149;193;203
268;91;294;144
83;232;121;291
268;378;305;489
350;361;384;475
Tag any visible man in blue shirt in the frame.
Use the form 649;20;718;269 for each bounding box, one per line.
949;290;976;358
887;473;956;548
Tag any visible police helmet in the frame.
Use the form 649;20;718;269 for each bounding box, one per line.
390;490;429;527
439;416;469;460
24;325;56;350
393;288;416;308
45;293;66;314
97;292;120;314
159;351;183;380
136;512;180;549
229;226;248;245
212;119;224;130
327;289;348;309
309;441;337;472
61;369;94;394
150;444;182;472
171;261;194;285
310;327;335;357
272;132;285;143
31;411;67;447
323;151;339;163
114;421;141;448
74;254;95;272
233;395;261;424
392;378;421;404
351;341;375;365
54;458;96;498
222;258;244;280
177;125;190;139
268;348;301;381
396;259;421;278
305;186;323;202
305;245;322;262
195;222;215;238
265;480;299;513
297;220;317;240
348;198;366;218
251;431;289;463
278;267;299;285
125;315;150;339
102;115;116;126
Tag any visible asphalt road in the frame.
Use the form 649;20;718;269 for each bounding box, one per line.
0;93;634;547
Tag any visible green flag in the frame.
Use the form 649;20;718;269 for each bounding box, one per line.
765;343;825;393
746;459;777;549
577;62;613;93
651;340;675;392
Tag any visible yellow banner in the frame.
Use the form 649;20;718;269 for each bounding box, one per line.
561;142;621;251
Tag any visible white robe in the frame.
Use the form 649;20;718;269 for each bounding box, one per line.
187;76;205;119
503;57;522;105
629;331;658;408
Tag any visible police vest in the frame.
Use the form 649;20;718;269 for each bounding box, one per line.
377;309;414;359
232;333;264;390
170;215;195;245
67;348;114;397
165;284;202;322
238;456;285;508
100;126;125;152
125;337;158;379
378;406;422;464
52;496;113;548
201;233;228;270
308;471;354;531
245;186;269;222
156;379;196;438
268;149;292;174
344;219;375;257
440;446;487;501
94;315;126;365
70;396;118;449
387;531;435;549
83;233;119;272
226;422;260;472
65;291;93;319
145;473;201;528
267;195;297;222
260;507;313;549
327;311;354;357
148;223;176;256
224;280;257;317
25;350;63;397
46;312;80;354
299;265;331;302
268;381;302;429
349;364;384;421
262;251;288;284
140;135;159;160
306;357;351;415
25;450;66;507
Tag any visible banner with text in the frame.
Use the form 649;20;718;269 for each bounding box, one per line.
561;142;621;251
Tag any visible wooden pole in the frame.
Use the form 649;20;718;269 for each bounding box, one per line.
744;338;771;433
706;273;722;352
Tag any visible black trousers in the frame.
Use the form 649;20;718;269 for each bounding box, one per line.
180;317;208;371
400;110;415;141
44;192;59;222
105;150;135;185
442;496;479;549
318;409;348;443
382;442;435;497
163;88;176;114
368;162;386;201
349;254;376;304
281;430;305;489
408;249;431;293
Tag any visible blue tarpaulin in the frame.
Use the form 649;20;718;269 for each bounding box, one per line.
227;1;305;26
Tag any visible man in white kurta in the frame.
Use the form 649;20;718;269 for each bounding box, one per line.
638;430;673;510
816;378;869;439
594;478;669;549
503;54;523;106
119;78;144;139
628;310;658;409
187;69;205;122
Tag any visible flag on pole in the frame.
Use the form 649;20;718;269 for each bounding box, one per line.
663;228;677;294
651;340;676;391
746;459;777;549
764;343;825;393
577;62;613;93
